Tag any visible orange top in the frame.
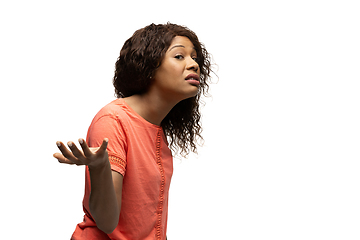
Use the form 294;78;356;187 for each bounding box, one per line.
71;99;173;240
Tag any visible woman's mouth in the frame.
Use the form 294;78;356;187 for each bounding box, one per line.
185;74;200;86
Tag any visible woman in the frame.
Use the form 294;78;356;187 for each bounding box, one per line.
53;23;213;240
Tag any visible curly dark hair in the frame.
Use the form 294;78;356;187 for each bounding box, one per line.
113;23;214;156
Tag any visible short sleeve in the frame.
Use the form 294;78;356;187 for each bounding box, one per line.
87;115;127;176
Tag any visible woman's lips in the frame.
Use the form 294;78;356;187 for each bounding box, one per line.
186;79;200;86
185;74;200;81
185;73;200;86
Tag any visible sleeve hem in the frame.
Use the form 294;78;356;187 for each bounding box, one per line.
109;153;126;176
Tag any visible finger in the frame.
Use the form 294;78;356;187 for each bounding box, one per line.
56;141;78;163
67;141;85;160
78;138;93;157
96;138;109;155
53;152;76;165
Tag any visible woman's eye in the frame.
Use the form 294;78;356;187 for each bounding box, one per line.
175;55;184;59
192;57;198;62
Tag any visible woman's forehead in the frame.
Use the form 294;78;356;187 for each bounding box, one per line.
167;36;196;54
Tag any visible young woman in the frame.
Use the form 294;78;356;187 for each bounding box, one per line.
53;23;213;240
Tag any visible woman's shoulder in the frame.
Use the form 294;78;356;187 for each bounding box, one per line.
93;99;129;122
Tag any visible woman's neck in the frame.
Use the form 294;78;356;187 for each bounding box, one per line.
123;92;178;126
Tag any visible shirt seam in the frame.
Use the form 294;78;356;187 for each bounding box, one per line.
155;128;166;240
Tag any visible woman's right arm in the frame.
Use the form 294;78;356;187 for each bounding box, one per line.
53;138;123;234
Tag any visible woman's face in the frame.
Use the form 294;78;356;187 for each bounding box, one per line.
151;36;200;102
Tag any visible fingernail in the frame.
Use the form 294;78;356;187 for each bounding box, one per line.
56;142;61;147
79;139;84;144
67;142;73;147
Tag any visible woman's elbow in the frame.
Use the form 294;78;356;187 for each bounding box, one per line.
94;207;120;234
98;219;119;234
90;202;121;234
99;226;116;235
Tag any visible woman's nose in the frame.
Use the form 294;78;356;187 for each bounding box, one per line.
187;58;199;72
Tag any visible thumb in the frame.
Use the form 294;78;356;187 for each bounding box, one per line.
97;138;109;153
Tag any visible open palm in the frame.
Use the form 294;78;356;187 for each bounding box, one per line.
53;138;109;169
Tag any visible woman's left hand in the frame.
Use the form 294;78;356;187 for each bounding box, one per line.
53;138;109;169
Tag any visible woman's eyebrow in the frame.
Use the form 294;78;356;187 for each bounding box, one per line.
168;45;196;52
168;45;185;51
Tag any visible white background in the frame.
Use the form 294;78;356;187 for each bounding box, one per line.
1;0;360;239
